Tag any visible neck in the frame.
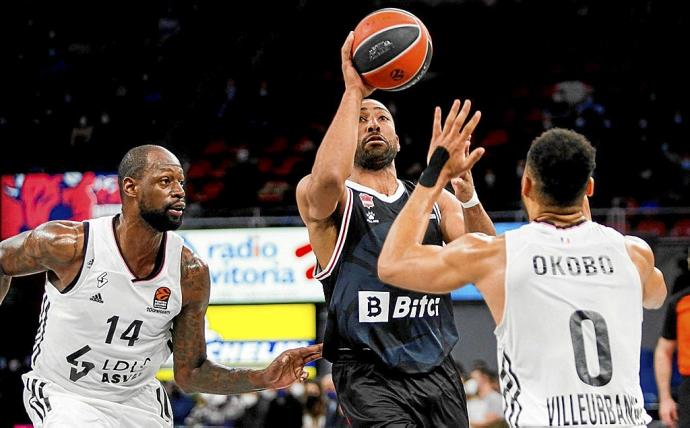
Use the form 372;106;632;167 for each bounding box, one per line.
349;164;398;195
531;206;587;228
115;209;164;271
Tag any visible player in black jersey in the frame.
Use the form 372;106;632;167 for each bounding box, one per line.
295;32;495;427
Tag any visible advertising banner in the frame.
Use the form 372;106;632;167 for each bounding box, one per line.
178;228;324;304
158;304;316;380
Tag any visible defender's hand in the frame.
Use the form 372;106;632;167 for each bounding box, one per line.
430;100;483;181
259;343;322;390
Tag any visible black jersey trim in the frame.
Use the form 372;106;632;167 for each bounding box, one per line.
112;215;168;282
31;294;50;366
314;187;354;280
500;351;523;427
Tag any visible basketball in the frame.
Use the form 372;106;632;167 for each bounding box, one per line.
351;8;432;91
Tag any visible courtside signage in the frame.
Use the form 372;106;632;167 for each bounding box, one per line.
157;304;316;380
178;228;324;304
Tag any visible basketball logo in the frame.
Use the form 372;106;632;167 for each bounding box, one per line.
390;69;405;81
153;287;171;310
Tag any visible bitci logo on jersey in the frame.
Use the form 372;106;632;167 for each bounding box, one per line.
358;291;441;322
153;287;171;310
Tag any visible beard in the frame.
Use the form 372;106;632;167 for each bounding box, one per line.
354;137;397;171
139;203;183;232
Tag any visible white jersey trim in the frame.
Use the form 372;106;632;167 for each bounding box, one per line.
314;187;354;280
345;179;406;203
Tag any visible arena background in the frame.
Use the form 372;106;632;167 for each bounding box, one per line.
1;0;689;426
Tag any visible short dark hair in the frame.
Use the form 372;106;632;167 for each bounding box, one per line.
526;128;596;206
471;366;498;382
117;145;161;196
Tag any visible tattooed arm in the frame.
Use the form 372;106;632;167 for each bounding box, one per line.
172;247;322;394
0;221;85;304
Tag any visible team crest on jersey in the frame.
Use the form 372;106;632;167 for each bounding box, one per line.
153;287;171;310
359;193;374;209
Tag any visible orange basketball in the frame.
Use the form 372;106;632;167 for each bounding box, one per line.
351;8;432;91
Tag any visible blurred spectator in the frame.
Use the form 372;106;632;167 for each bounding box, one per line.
320;373;348;428
303;381;326;428
466;365;506;428
264;388;303;428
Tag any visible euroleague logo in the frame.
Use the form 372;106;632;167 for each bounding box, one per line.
153;286;171;310
390;69;405;81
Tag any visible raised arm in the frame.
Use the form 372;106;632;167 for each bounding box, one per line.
296;32;374;222
379;100;487;292
625;235;667;309
172;247;321;394
0;220;85;303
426;105;495;241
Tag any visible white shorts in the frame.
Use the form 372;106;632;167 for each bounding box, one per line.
22;373;173;428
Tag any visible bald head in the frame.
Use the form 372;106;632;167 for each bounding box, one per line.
361;98;391;115
117;145;180;197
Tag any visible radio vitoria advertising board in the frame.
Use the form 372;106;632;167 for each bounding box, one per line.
177;223;524;304
177;228;324;304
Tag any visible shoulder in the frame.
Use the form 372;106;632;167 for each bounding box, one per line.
624;235;654;265
29;220;85;264
180;246;209;284
179;246;210;308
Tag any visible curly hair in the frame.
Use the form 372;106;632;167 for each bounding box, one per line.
526;128;596;207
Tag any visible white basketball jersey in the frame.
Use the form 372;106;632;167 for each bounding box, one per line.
28;215;183;402
496;221;650;427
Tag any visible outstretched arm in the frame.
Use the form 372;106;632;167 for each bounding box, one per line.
172;248;321;394
0;221;85;303
297;32;375;222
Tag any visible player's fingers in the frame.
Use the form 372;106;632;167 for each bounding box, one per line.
301;343;322;355
432;106;442;139
341;32;354;63
303;352;322;365
458;111;481;143
465;147;485;170
442;99;461;136
450;100;472;136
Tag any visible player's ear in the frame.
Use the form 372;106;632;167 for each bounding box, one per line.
122;177;138;199
521;173;532;198
585;177;594;197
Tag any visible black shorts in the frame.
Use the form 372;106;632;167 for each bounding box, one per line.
680;376;690;428
332;352;468;428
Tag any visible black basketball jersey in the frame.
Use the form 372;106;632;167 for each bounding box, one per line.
315;179;458;373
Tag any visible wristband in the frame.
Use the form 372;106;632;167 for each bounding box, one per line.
460;190;480;209
419;147;450;188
